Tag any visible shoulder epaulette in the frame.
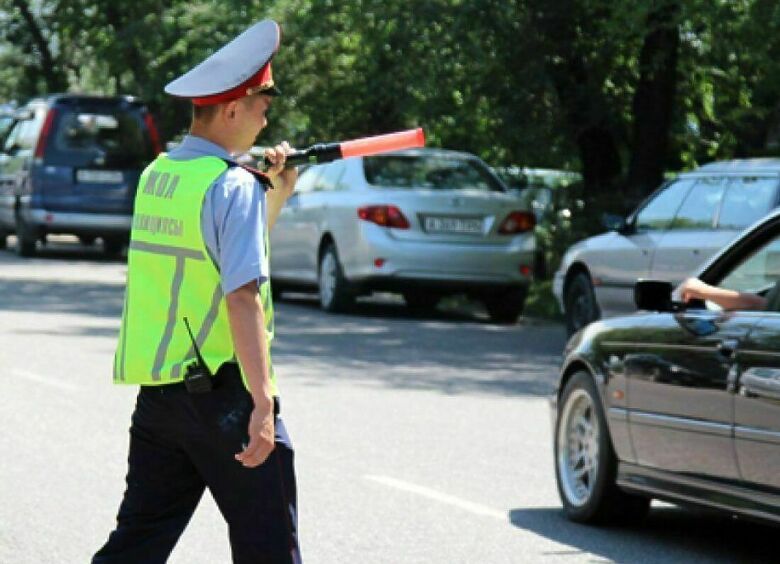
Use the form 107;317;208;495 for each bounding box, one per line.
221;158;273;190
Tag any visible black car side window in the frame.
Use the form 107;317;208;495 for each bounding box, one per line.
634;178;695;231
719;234;780;298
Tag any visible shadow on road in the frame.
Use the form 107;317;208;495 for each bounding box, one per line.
0;277;124;318
274;297;566;398
509;506;773;563
0;248;568;398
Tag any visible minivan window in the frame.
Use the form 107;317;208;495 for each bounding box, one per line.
0;115;14;147
46;107;153;168
364;155;503;191
717;176;778;230
635;178;694;231
669;177;725;230
4;111;44;153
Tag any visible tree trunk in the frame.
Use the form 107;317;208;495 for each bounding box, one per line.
626;1;680;203
11;0;66;93
529;1;622;198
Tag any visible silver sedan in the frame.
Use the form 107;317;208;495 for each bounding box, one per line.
269;148;536;323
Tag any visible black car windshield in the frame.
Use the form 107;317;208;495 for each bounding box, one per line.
363;155;504;191
46;106;153;168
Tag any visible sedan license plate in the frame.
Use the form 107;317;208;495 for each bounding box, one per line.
76;169;124;184
424;216;483;234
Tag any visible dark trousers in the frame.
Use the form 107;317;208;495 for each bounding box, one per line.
93;364;301;564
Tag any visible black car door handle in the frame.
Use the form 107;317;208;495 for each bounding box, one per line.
717;339;739;358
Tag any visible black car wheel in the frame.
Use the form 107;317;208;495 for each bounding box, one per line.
564;271;600;335
484;288;527;324
318;243;353;313
15;214;37;257
555;371;650;524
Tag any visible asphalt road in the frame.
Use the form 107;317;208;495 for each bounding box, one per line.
0;237;775;563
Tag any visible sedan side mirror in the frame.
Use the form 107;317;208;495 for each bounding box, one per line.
635;279;674;312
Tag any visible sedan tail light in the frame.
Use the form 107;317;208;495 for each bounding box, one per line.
498;211;535;234
358;205;410;229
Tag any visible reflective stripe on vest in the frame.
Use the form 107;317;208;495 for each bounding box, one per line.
113;154;277;394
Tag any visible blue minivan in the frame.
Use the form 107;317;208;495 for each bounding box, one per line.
0;95;161;256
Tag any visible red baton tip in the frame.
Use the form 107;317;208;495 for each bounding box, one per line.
340;128;425;159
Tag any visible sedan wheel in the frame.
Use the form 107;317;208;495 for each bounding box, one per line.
555;371;650;524
318;243;353;312
564;272;600;336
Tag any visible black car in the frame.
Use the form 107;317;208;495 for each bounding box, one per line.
0;94;161;256
552;208;780;526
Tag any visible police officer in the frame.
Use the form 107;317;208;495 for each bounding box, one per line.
93;20;301;563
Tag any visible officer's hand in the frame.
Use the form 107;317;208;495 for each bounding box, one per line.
235;400;275;468
265;141;297;197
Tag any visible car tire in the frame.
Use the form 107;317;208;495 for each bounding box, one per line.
318;243;353;313
484;288;527;324
564;271;600;336
15;214;37;257
555;371;650;524
102;237;125;257
403;291;440;312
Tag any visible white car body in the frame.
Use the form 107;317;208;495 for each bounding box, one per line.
270;148;536;318
553;159;780;331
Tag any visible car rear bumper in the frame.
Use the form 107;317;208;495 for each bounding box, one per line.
343;225;535;290
23;208;132;234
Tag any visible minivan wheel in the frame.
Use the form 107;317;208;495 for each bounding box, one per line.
555;371;650;524
318;243;353;312
15;215;37;257
484;288;527;324
564;272;600;335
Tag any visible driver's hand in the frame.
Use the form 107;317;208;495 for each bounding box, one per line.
677;277;710;303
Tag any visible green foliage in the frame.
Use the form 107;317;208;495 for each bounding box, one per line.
2;0;780;198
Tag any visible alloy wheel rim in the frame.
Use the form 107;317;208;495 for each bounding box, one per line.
319;252;337;307
557;388;600;507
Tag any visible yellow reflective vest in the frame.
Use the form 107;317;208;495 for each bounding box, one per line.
113;154;276;394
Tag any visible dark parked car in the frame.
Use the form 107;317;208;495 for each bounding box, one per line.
0;94;161;256
552;207;780;526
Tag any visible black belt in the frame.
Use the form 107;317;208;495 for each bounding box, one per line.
141;362;280;416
